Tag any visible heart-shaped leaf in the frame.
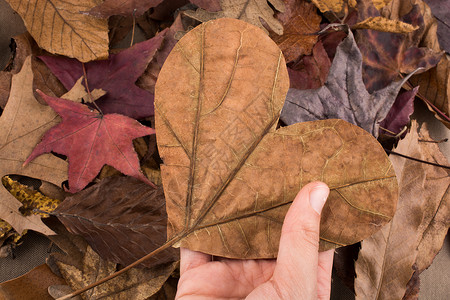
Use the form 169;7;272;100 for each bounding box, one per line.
155;18;398;259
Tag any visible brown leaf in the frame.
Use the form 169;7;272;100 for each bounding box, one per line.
5;0;109;62
355;121;427;300
0;71;11;109
183;0;286;34
86;0;164;18
54;176;178;268
0;57;68;235
270;0;321;62
47;219;179;300
353;16;418;33
0;264;66;300
287;41;331;90
155;18;398;258
60;77;106;103
403;266;420;300
413;123;450;272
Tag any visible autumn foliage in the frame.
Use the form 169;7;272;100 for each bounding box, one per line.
0;0;448;299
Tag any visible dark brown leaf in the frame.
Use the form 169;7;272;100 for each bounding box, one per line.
86;0;164;18
155;18;398;258
54;176;179;268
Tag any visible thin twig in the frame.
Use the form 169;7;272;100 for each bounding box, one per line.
386;148;450;170
418;138;448;143
130;9;137;47
82;63;103;115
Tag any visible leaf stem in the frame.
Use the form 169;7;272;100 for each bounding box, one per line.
130;9;137;47
55;237;180;300
82;63;103;115
385;148;450;170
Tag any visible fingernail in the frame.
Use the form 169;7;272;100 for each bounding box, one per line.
309;185;329;215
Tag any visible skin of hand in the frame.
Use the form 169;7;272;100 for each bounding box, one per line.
176;181;334;300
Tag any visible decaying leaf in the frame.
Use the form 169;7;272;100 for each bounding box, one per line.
413;124;450;273
4;0;109;62
40;32;167;119
155;18;398;258
353;16;418;33
379;87;418;137
270;0;321;62
281;29;414;137
47;221;179;300
86;0;164;18
356;0;442;93
54;176;178;268
60;77;106;103
355;121;427;300
24;93;155;193
310;0;345;14
0;264;66;300
422;0;450;52
0;57;68;235
184;0;286;34
190;0;222;11
287;41;331;90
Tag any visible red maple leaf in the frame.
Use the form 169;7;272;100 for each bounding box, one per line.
39;31;167;119
24;91;155;193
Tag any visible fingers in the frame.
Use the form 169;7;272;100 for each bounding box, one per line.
317;249;334;300
272;181;329;298
179;247;212;275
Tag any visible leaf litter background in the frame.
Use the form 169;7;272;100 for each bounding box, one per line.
0;0;449;299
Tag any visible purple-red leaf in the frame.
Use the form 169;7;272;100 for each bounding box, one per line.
379;87;418;137
24;92;155;193
39;32;167;119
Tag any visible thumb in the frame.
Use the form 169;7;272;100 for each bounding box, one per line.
272;182;329;296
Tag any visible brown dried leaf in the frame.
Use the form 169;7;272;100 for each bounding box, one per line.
270;0;321;62
183;0;286;34
355;121;427;300
0;71;11;109
47;219;179;300
87;0;164;18
5;0;109;62
0;57;68;235
155;18;398;259
353;16;419;33
310;0;345;13
61;77;106;103
54;176;178;268
0;264;66;300
413;124;450;272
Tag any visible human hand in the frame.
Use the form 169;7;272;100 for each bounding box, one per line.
176;181;334;299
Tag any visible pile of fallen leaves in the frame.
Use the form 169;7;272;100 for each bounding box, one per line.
0;0;448;299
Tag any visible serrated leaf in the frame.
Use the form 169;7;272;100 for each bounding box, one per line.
155;18;398;259
5;0;109;62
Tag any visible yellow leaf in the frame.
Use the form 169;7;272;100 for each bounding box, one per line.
311;0;345;13
353;16;418;33
373;0;392;10
5;0;109;62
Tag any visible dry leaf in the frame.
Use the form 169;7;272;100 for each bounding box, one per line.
86;0;164;18
0;264;66;300
61;77;106;103
270;0;321;62
5;0;109;62
54;176;178;268
355;121;427;300
353;16;419;33
184;0;286;34
155;18;398;258
310;0;345;13
422;0;450;52
281;30;414;137
0;57;68;235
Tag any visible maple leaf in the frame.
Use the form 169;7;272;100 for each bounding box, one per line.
5;0;109;62
184;0;286;35
155;18;398;259
356;0;442;93
270;0;321;62
53;176;178;268
86;0;164;18
39;32;167;119
24;92;155;193
0;57;68;236
280;29;415;137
